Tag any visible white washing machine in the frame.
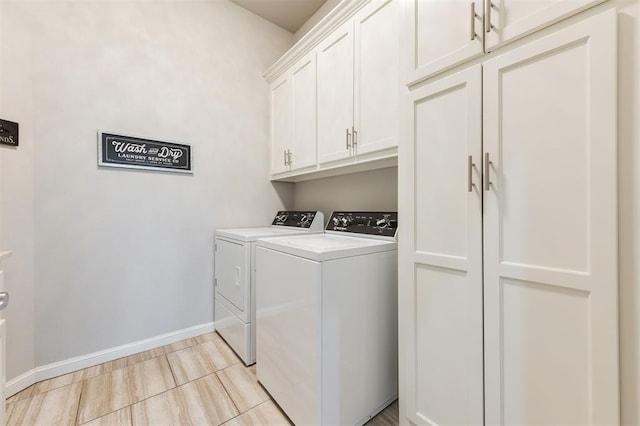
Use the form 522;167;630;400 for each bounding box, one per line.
214;211;324;365
255;211;398;426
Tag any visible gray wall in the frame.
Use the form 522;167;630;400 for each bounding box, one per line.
293;167;398;219
1;0;294;378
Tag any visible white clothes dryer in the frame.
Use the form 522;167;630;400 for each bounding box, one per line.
255;211;398;426
214;211;324;365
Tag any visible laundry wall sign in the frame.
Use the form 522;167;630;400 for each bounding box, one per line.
98;131;192;174
0;119;19;147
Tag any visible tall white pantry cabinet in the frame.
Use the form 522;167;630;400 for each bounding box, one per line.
399;2;618;426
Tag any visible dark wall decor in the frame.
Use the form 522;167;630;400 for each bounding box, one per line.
0;119;19;147
98;131;192;174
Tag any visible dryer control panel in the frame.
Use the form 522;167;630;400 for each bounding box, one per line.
271;211;324;230
326;212;398;238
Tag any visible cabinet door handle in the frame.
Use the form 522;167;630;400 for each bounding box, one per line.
287;150;292;165
346;128;352;149
283;150;287;166
484;152;492;191
470;2;477;40
468;155;475;192
352;126;358;147
485;0;494;33
0;292;8;311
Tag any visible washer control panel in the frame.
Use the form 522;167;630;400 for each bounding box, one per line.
326;212;398;238
271;211;323;229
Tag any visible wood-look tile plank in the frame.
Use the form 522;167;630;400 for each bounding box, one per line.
6;382;81;426
81;406;132;426
131;374;238;425
6;385;34;404
78;356;175;424
67;362;113;383
222;400;291;426
68;357;127;384
127;355;175;402
216;364;269;413
122;346;166;367
31;372;75;396
365;399;399;426
161;337;199;355
195;331;219;344
167;340;240;386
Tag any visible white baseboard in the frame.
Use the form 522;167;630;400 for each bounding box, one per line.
6;322;215;398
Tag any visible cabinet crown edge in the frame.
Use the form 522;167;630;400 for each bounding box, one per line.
263;0;370;83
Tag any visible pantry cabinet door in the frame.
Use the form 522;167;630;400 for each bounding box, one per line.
270;74;291;175
290;52;317;172
406;0;483;85
484;0;606;51
401;65;483;426
317;20;355;166
353;0;399;158
483;10;618;425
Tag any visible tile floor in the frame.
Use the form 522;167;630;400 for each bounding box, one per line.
5;332;399;425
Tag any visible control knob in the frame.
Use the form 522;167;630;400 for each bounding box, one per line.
376;215;392;229
340;216;352;227
300;214;312;226
276;213;289;223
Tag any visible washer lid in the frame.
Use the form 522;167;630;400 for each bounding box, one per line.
216;227;321;242
256;234;397;262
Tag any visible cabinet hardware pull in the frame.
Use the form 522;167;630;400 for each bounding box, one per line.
287;150;292;165
468;155;475;192
284;150;287;166
346;128;352;149
352;126;358;147
470;2;477;40
485;0;494;33
484;152;492;191
0;292;8;311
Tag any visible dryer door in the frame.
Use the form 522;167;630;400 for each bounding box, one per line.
215;238;250;316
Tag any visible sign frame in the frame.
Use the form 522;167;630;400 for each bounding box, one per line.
0;119;19;147
97;130;192;174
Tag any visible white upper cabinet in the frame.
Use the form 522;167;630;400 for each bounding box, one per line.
290;52;317;171
269;74;291;175
484;0;607;51
318;0;400;166
269;52;317;176
406;0;606;84
317;20;356;166
354;0;400;158
406;0;484;85
266;0;399;181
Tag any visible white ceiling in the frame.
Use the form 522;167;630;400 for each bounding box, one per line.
230;0;327;33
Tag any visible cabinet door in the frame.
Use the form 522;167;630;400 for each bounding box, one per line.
317;20;355;166
400;65;483;425
406;0;483;85
483;10;618;425
290;52;317;172
270;74;291;175
484;0;606;51
354;0;400;158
